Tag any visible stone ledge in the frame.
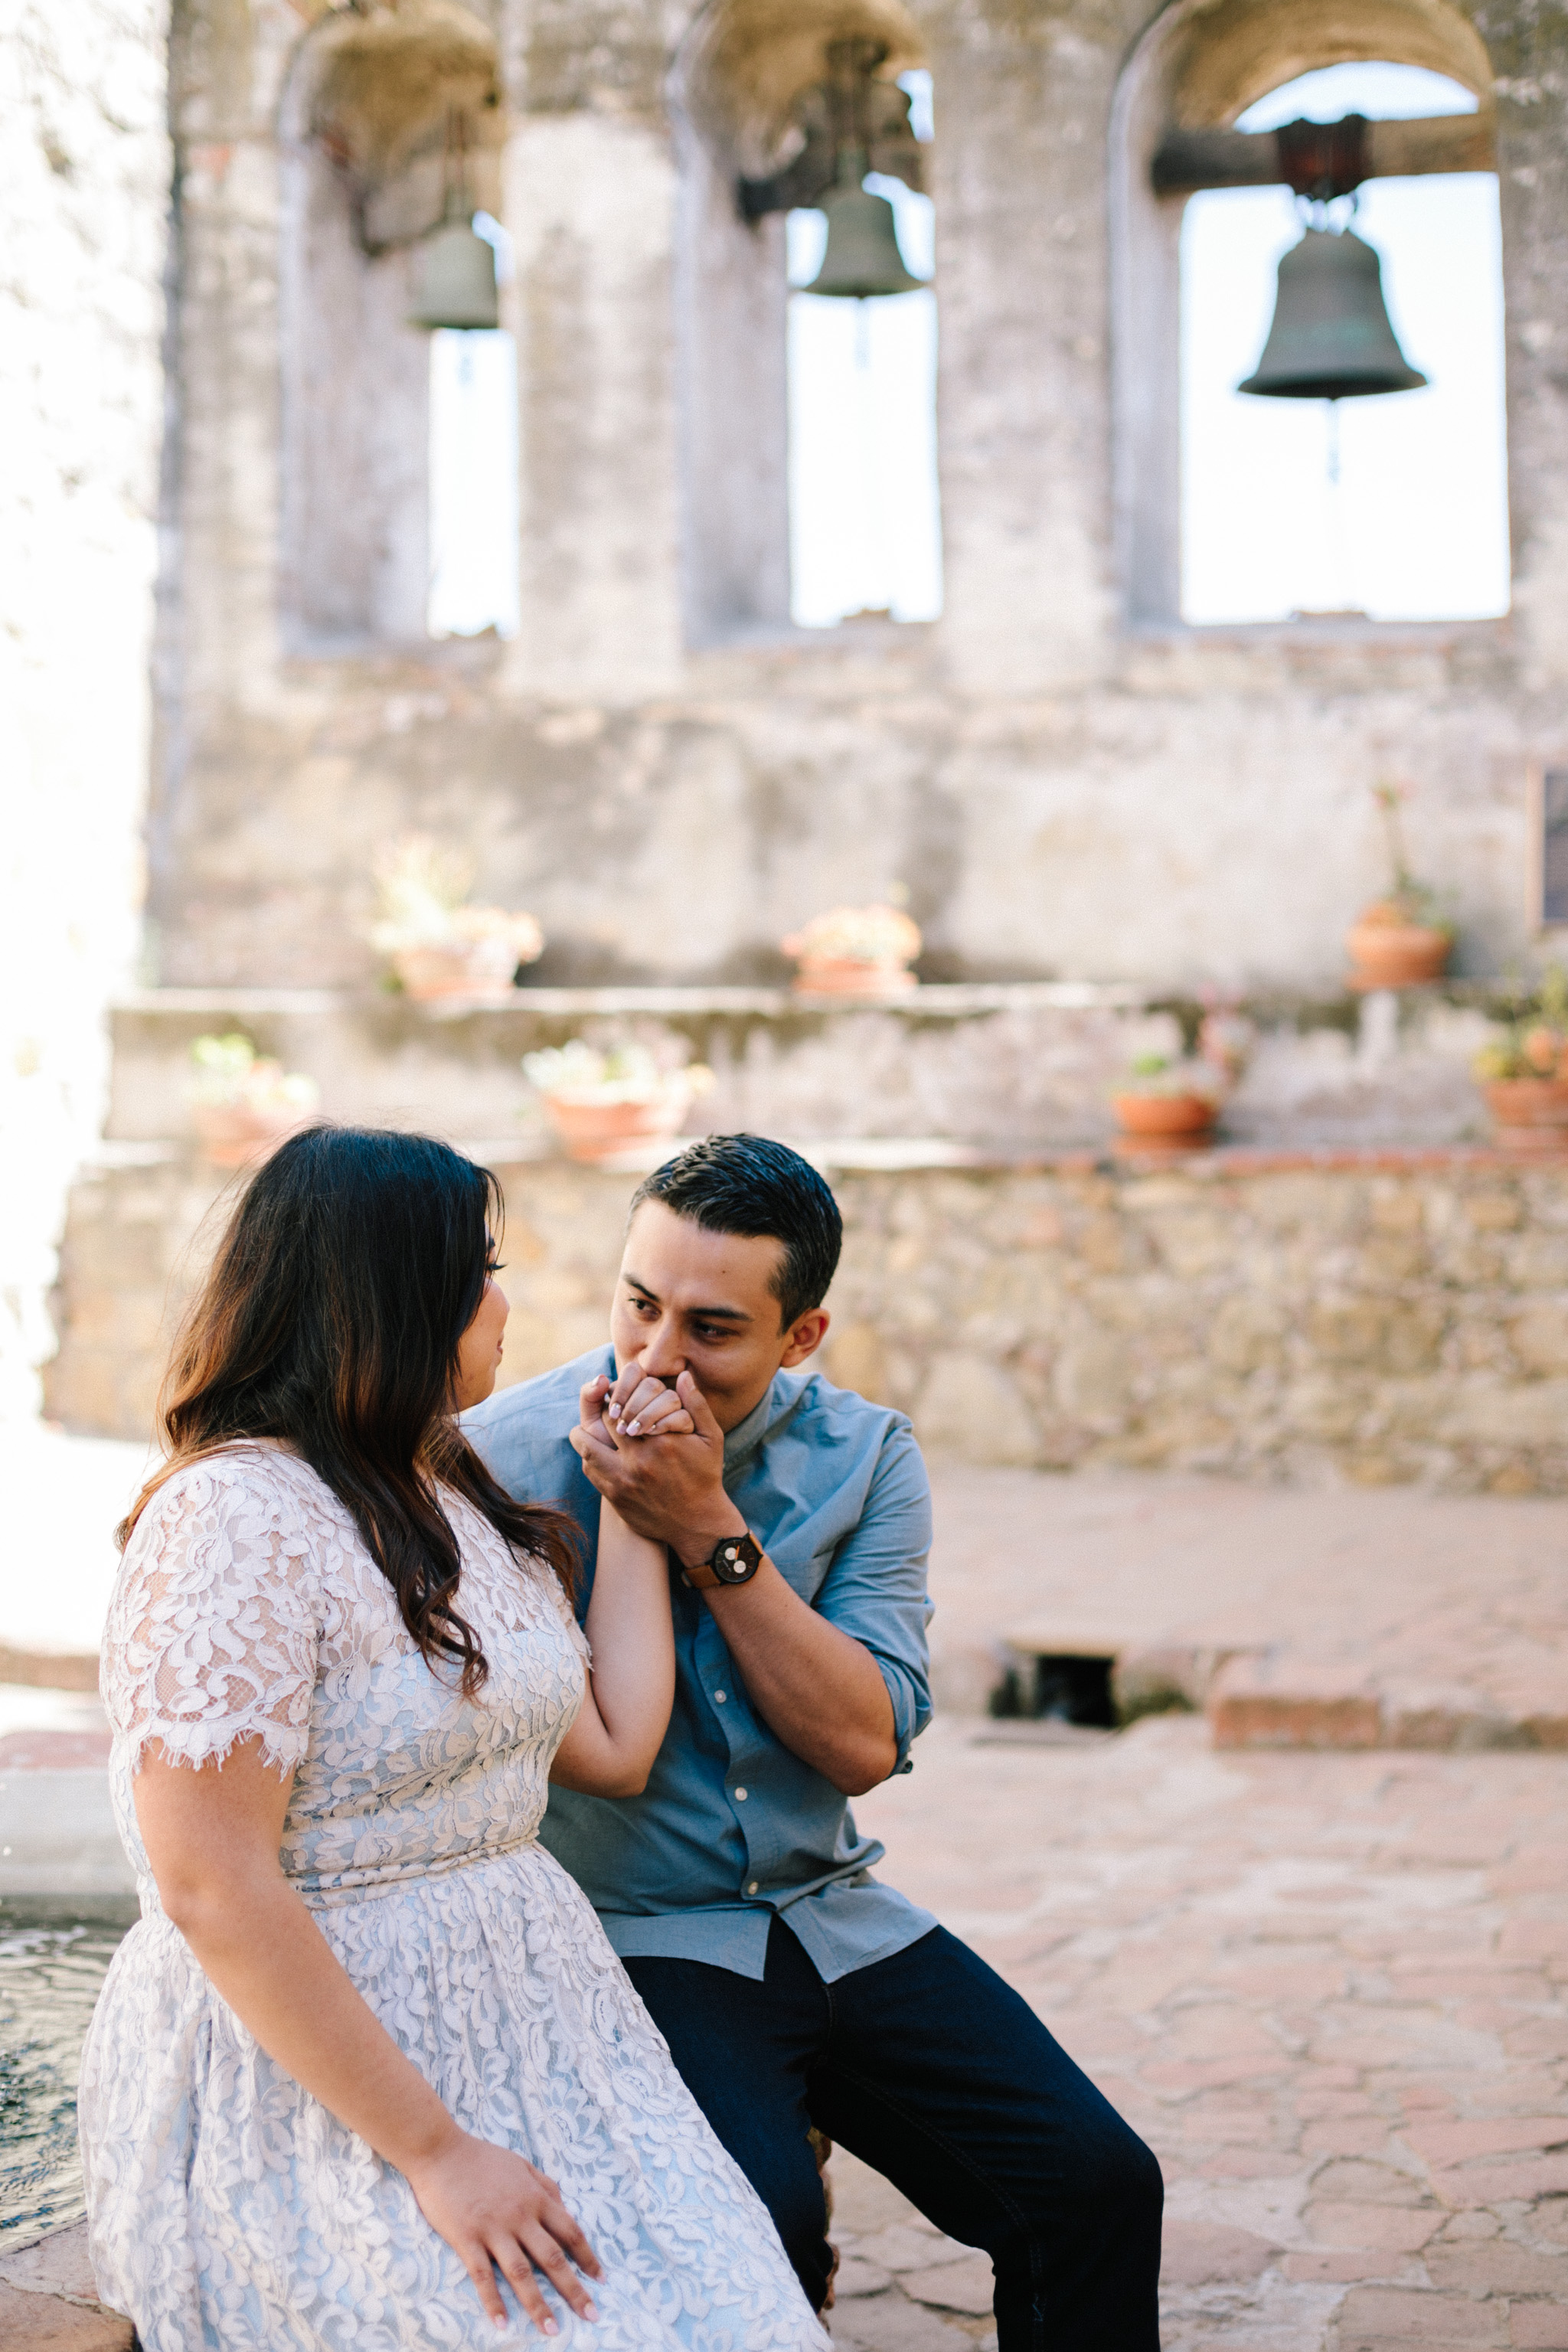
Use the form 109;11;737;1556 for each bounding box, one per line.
1207;1651;1568;1753
0;2224;132;2350
74;1135;1568;1181
0;1645;100;1691
113;980;1152;1021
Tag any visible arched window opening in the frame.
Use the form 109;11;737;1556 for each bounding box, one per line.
281;3;512;651
1110;0;1501;632
786;67;940;628
1180;62;1509;624
668;4;936;648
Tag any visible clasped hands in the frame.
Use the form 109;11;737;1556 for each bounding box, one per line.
567;1361;744;1566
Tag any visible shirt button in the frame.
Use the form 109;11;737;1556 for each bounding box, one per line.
714;1690;727;1704
733;1787;748;1801
747;1881;759;1895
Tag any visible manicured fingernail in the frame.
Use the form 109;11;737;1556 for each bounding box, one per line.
626;1420;642;1435
541;2324;559;2339
583;2303;599;2322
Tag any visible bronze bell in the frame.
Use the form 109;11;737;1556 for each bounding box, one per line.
406;217;498;332
805;145;925;298
1239;226;1426;400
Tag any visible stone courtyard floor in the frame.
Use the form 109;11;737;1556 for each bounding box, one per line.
832;1714;1568;2351
2;1453;1566;2345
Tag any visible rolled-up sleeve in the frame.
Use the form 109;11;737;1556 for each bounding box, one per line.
811;1425;933;1775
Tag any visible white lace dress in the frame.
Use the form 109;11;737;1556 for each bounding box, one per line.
80;1445;828;2352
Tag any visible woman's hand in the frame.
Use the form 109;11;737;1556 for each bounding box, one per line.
405;2128;602;2335
577;1371;692;1450
600;1362;695;1441
577;1376;618;1452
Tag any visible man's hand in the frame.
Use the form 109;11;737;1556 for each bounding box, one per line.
568;1365;898;1794
568;1367;740;1560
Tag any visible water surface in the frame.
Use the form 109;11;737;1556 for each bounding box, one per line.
0;1896;136;2251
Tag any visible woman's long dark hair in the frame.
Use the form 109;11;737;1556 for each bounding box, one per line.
119;1127;580;1696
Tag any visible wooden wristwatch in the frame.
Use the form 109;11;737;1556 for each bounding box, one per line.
680;1530;764;1591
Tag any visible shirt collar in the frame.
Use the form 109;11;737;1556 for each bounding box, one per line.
722;1369;808;1477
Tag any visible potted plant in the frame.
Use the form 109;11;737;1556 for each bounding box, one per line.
522;1040;715;1165
1110;1052;1225;1145
781;904;923;998
1346;782;1455;990
1472;968;1568;1147
371;834;544;1002
188;1033;320;1168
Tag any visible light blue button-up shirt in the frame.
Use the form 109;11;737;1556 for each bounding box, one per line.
462;1346;936;1981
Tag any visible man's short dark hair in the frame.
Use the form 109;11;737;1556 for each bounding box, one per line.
628;1135;843;1329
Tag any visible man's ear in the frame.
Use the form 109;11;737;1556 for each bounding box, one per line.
780;1308;829;1369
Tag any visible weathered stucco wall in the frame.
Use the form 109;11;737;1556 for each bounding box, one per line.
0;0;168;1417
47;1145;1568;1498
144;0;1568;995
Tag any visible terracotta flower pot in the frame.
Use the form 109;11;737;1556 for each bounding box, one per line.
394;942;520;1001
789;957;917;998
541;1093;688;1165
1345;912;1452;991
1111;1093;1217;1142
1481;1078;1568;1149
192;1102;313;1169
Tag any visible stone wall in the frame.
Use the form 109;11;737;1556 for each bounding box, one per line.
0;0;169;1418
48;1144;1568;1495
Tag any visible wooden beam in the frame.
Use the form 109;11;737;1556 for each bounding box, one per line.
1152;113;1494;196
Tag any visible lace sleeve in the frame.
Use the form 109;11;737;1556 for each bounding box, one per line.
101;1452;321;1777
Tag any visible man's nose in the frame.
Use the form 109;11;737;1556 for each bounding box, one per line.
638;1320;687;1380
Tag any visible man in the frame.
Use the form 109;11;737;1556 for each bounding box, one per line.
465;1133;1161;2346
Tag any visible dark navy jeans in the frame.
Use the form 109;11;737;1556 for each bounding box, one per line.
623;1919;1162;2349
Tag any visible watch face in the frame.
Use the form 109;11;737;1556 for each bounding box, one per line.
711;1535;760;1583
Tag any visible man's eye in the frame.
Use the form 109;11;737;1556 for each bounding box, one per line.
694;1325;726;1343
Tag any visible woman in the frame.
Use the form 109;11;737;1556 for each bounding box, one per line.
80;1127;828;2351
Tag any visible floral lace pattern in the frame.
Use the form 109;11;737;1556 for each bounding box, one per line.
80;1446;828;2351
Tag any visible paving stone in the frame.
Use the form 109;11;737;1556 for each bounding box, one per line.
1511;2305;1568;2347
1305;2203;1441;2252
1282;2249;1399;2282
848;2226;959;2275
1335;2285;1511;2342
898;2254;995;2314
1425;2243;1568;2294
835;2257;897;2303
1406;2119;1568;2168
1160;2223;1279;2285
826;2291;971;2351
